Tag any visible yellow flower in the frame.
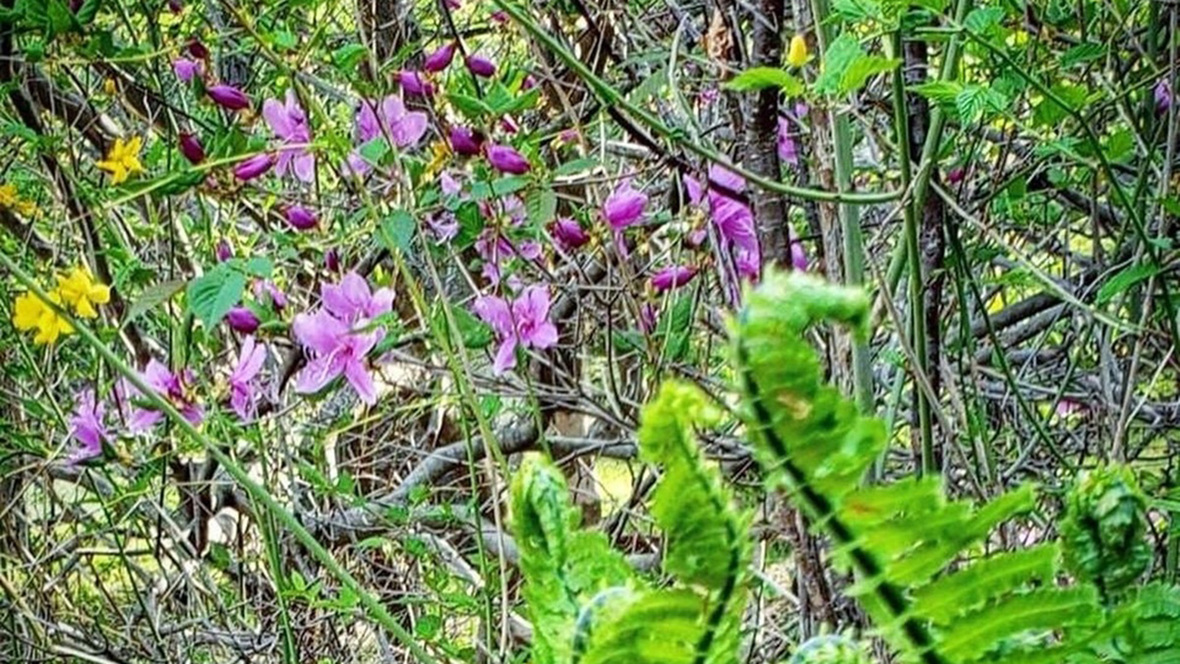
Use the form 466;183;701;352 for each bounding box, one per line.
14;199;37;217
424;140;450;179
56;266;110;318
0;184;18;208
96;136;145;185
787;35;809;68
103;78;117;96
12;291;45;331
12;290;73;345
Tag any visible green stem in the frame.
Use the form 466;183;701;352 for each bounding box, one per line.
889;31;934;475
0;252;439;664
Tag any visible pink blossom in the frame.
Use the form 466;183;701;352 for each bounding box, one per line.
292;309;381;405
440;171;463;196
777;116;798;166
486;144;530;174
398;70;434;97
603;181;647;229
215;239;233;262
263;89;315;182
226;306;260;334
551;217;589;251
472;285;558;374
347;95;429;175
651;265;698;292
67;388;108;465
1156;78;1172;113
424;42;457;72
207;84;251;111
173;58;203;83
229;336;266;421
118;360;204;433
321;271;394;323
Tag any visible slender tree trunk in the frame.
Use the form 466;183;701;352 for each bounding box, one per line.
745;0;790;270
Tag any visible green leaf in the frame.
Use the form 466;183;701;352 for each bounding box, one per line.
380;209;416;254
527;188;557;226
123;279;185;328
74;0;100;24
358;138;390;166
245;256;273;278
955;85;1007;124
814;34;895;95
964;6;1005;33
725;67;804;96
912;80;963;103
186;264;246;330
449;93;490;120
1096;263;1162;305
449;306;492;349
841;55;899;94
332;43;368;70
1061;42;1104;68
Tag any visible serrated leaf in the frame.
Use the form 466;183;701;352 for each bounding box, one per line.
815;34;882;95
964;6;1005;33
449;93;490;120
186;265;246;330
122;279;185;328
332;43;368;70
726;67;804;96
912;80;963;103
1096;263;1161;305
841;55;898;93
527;189;557;225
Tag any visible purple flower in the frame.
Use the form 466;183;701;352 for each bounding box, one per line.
292;309;381;405
284;205;319;231
522;74;537;90
790;238;808;272
398;70;434;97
119;360;204;432
263;89;315;182
226;306;260;334
491;10;508;23
173;58;203;83
229;336;265;421
325;248;341;273
234;153;274;181
1156;78;1172;113
347;95;428;175
254;280;287;310
486;144;530;174
427;212;459;241
465;55;496;78
551;217;589;251
777;116;798;166
168;0;182;13
321;271;395;323
179;132;205;164
440;171;463;196
651;265;698;292
424;42;457;72
947;166;965;184
207;84;251;111
67;388;108;465
472;285;558;374
215;239;233;262
603;181;647;229
449;125;484;156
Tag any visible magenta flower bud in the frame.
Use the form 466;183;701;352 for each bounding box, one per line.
397;70;434;97
233;153;274;181
445;0;460;7
500;116;519;134
947;166;965;184
188;38;209;60
651;265;698;292
603;181;647;229
254;280;287;310
551;217;589;251
226;306;260;334
522;74;537;90
179;132;205;164
284;205;318;231
465;55;496;78
324;248;341;273
1156;79;1172;113
168;0;183;13
486;144;529;174
449;125;483;156
215;239;233;262
207;84;251;111
424;42;457;72
491;10;508;23
791;241;808;272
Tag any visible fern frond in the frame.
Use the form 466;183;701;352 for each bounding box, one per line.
910;545;1059;624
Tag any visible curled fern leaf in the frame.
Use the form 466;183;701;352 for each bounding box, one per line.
1060;465;1151;601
